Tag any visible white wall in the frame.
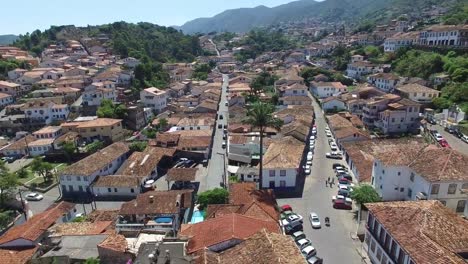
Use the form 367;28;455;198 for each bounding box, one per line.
262;168;297;188
60;154;127;194
372;160;468;216
92;186;140;197
323;100;345;111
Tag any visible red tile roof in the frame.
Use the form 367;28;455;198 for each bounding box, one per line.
180;213;279;253
0;247;38;264
0;201;75;245
366;201;468;264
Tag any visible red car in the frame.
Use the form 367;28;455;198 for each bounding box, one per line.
333;200;352;210
281;204;293;212
439;139;451;148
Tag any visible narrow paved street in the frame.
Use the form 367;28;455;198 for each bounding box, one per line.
278;98;364;264
203;74;229;191
431;124;468;156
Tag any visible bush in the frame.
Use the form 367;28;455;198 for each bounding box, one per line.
197;188;229;210
129;141;147;152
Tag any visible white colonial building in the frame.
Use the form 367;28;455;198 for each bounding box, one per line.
59;142;130;198
140;87;168;113
367;73;400;93
364;200;468;264
310;81;347;99
261;137;305;190
371;145;468;216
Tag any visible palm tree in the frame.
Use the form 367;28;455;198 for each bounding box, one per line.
243;102;283;189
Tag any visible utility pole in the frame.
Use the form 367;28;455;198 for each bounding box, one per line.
18;189;27;220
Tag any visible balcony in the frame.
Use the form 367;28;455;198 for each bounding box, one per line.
116;216;175;232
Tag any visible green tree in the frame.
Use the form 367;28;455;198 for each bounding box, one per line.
243;102;283;189
129;141;148;152
155;118;169;131
197;188;229;210
86;141;104;153
61;141;76;163
364;45;381;58
84;258;100;264
350;184;381;204
192;64;212;80
0;210;15;230
30;157;54;182
16;168;29;179
97;99;127;119
0;163;18;206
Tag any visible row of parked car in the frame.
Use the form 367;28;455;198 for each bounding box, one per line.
279;205;323;264
304;125;318;175
331;163;353;210
324;127;343;160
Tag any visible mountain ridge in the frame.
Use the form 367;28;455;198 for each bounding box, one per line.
178;0;456;34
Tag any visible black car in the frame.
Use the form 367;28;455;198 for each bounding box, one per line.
454;130;464;138
217;124;222;129
445;127;455;134
219;114;224;120
427;118;436;125
285;223;303;235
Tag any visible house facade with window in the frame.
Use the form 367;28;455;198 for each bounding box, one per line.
59;142;130;199
395;83;440;104
364;200;468;264
310;81;347;99
261;136;305;190
91;175;143;199
371;145;468;216
140;87;168;113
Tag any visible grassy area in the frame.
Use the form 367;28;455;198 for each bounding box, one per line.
347;85;357;92
17;168;36;184
52;163;69;173
28;176;57;189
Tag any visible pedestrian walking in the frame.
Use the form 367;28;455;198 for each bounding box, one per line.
325;180;328;187
331;178;335;185
328;177;331;183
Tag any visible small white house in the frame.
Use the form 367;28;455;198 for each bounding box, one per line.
367;73;400;93
140;87;168;113
322;97;346;112
91;175;142;199
0;93;14;108
261;137;304;190
310;81;347;98
27;138;54;156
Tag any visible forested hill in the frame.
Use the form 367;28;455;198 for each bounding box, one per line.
0;35;18;45
13;22;204;63
179;0;459;34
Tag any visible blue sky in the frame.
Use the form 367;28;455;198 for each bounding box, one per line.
1;0;299;35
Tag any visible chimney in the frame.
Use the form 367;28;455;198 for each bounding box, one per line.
149;195;154;204
176;194;181;208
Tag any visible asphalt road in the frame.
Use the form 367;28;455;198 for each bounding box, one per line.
278;98;364;264
430;124;468;156
204;74;229;191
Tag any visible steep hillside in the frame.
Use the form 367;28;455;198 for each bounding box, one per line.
179;0;458;34
13;22;203;63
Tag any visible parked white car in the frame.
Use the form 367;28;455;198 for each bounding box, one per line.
462;135;468;143
307;151;313;160
330;142;338;151
434;133;444;141
309;212;321;229
281;213;303;226
25;192;43;201
306;160;312;166
305;165;311;175
326;131;332;137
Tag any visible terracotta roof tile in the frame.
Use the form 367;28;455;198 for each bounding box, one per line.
119;190;193;215
61;142;129;176
118;147;176;177
366;201;468;264
179;213;279;253
0;247;38;264
214;229;305;264
166;168;198;182
262;136;304;169
92;175;143;188
229;182;279;222
0;202;75;245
